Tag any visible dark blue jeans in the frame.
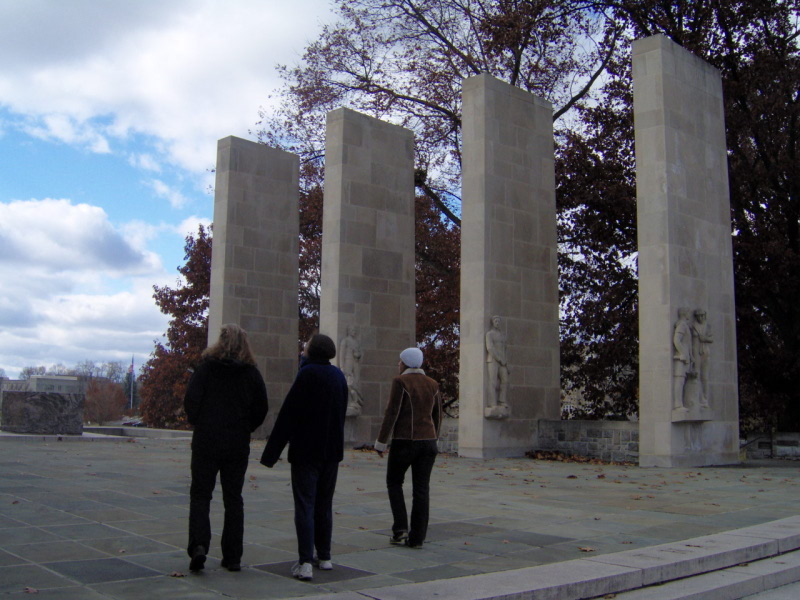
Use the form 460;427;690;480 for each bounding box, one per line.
386;439;438;545
188;447;249;563
291;460;339;564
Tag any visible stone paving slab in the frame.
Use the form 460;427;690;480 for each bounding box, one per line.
730;519;800;553
743;580;800;599
613;550;800;599
0;436;799;599
613;568;761;600
586;530;782;585
730;551;800;594
360;525;800;600
360;559;644;600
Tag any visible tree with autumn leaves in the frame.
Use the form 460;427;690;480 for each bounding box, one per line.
599;1;800;429
257;0;799;428
143;0;798;431
139;225;211;429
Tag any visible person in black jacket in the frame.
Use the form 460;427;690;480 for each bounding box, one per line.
184;324;268;573
260;333;348;582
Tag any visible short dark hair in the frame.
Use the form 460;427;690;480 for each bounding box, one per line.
307;334;336;360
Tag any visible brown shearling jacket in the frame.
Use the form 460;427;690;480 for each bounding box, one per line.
374;368;442;451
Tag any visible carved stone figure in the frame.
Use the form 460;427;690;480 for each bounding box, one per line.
339;325;364;417
485;315;510;419
672;307;692;413
691;308;713;408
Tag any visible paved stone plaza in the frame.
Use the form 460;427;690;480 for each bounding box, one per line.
1;435;799;599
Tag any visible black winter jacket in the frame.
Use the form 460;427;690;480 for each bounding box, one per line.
184;358;269;455
260;358;348;466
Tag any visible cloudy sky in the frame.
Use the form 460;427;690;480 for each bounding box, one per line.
0;0;334;378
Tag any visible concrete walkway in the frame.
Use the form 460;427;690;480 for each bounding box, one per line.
1;433;799;599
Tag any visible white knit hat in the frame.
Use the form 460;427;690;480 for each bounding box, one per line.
399;347;423;368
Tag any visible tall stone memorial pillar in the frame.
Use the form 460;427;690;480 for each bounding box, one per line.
320;108;416;442
634;36;739;467
459;74;560;458
209;136;299;436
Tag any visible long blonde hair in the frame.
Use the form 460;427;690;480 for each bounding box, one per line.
203;323;256;365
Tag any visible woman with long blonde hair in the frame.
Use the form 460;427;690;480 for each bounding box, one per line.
184;324;268;573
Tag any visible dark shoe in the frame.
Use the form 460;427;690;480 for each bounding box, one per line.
189;546;207;571
405;539;423;549
390;531;408;545
221;559;241;572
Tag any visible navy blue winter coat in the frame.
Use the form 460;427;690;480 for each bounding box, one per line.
260;358;348;466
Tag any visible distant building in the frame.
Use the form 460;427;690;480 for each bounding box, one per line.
27;375;84;394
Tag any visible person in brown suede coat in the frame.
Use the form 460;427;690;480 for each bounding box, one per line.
374;347;442;548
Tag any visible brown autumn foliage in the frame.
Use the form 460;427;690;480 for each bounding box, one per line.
414;194;460;412
603;0;800;429
525;450;635;467
83;378;127;425
257;0;617;413
139;225;211;429
257;0;799;428
138;2;797;430
298;182;324;346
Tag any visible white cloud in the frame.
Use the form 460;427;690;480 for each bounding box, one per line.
0;199;159;272
0;0;336;378
0;0;335;175
0;286;169;378
147;179;191;209
176;215;213;238
129;153;162;172
0;198;170;378
22;114;112;153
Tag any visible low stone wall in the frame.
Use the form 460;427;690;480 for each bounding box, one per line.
372;418;798;463
1;392;84;435
83;426;193;439
535;419;639;462
437;417;459;454
432;417;639;461
742;432;800;460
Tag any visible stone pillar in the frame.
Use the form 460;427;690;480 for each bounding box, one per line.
209;136;299;436
459;74;561;459
634;35;739;467
320;108;416;443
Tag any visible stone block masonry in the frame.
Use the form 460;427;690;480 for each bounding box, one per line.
320;108;416;443
634;35;739;467
209;136;299;437
458;73;560;458
536;420;640;463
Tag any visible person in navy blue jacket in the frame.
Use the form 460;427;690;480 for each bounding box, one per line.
184;324;268;573
260;333;348;581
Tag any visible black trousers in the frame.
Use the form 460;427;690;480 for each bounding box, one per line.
386;439;438;545
188;447;249;563
291;460;339;564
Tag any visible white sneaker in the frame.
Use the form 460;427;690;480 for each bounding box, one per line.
317;559;333;570
291;562;313;581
